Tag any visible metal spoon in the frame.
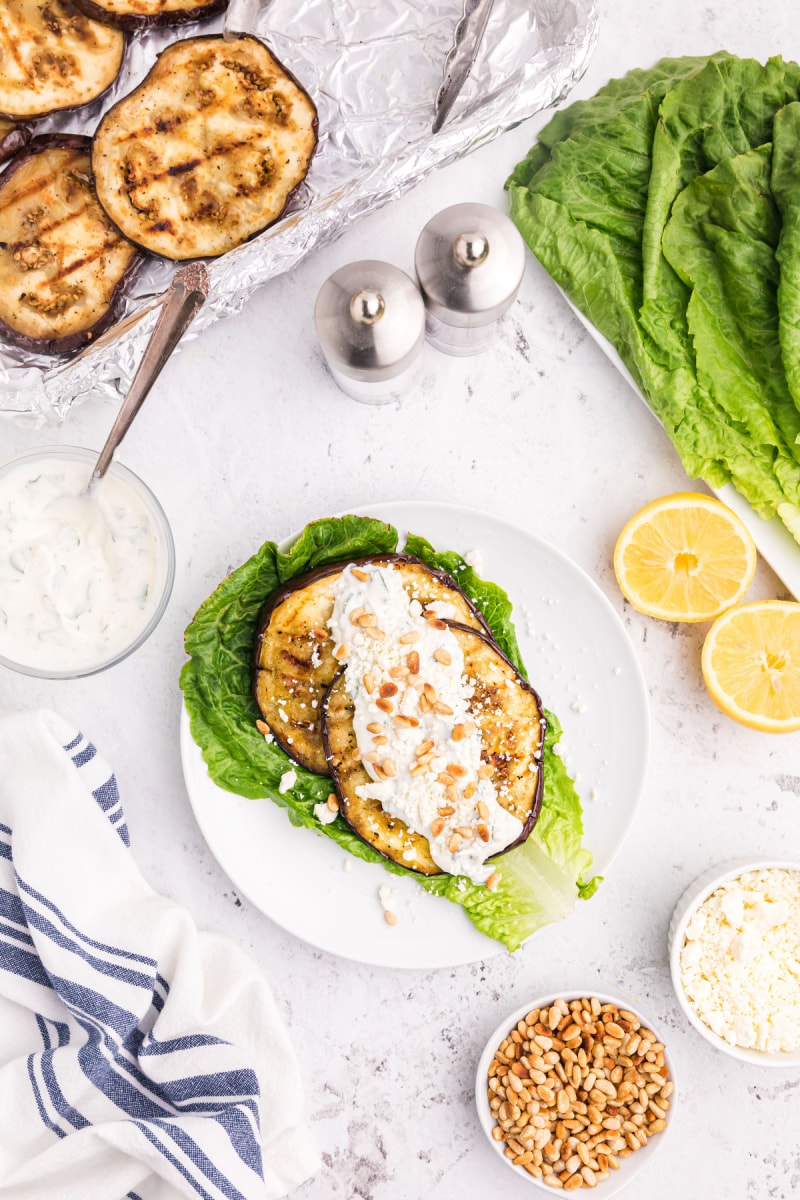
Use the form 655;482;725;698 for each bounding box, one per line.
89;262;210;486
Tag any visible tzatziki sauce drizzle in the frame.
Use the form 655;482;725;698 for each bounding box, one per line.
328;562;523;884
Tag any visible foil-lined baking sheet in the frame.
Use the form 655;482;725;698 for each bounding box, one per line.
0;0;598;424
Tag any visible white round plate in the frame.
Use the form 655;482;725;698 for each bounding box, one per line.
180;501;649;968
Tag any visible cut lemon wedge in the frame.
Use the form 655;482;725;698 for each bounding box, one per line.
613;493;757;622
702;601;800;732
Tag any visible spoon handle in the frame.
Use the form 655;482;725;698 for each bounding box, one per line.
90;263;210;484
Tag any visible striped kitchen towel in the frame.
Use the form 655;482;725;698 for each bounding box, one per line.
0;709;320;1200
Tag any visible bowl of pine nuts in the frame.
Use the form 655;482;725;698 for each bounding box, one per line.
475;991;675;1194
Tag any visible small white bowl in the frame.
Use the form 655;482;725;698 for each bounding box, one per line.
475;989;675;1196
0;445;175;680
668;857;800;1068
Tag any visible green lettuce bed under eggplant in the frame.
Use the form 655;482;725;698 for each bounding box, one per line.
253;553;492;774
181;516;599;952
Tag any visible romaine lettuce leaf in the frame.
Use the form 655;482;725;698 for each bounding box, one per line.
181;516;599;952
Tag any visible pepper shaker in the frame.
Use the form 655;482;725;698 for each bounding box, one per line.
414;203;526;356
314;260;426;404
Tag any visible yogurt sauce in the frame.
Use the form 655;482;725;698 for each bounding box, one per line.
0;452;169;674
328;562;523;884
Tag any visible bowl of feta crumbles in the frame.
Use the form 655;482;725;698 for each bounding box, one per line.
669;858;800;1066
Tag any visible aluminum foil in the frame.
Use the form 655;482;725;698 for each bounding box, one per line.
0;0;598;424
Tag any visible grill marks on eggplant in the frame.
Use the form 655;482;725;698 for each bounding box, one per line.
253;556;488;775
322;625;546;876
91;35;318;259
73;0;227;31
0;1;124;120
0;137;142;353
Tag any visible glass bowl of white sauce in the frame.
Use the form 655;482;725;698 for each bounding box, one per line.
0;445;175;679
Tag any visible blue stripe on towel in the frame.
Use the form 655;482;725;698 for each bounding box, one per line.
21;905;157;991
3;942;54;991
16;877;159;970
63;734;82;752
27;1055;65;1139
135;1125;219;1200
72;743;97;768
0;841;11;861
0;887;27;927
0;917;34;947
91;779;119;813
0;821;11;835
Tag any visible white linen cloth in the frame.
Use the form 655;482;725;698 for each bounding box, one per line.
0;709;320;1200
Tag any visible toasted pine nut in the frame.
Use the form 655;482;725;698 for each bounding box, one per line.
434;701;454;715
372;735;388;746
384;909;398;925
446;785;460;805
447;763;467;778
381;758;397;777
333;644;349;661
419;693;432;714
477;823;490;842
363;672;375;694
351;567;371;582
366;722;382;734
406;651;420;674
376;698;394;714
255;719;270;735
430;818;445;837
423;683;437;702
434;648;452;665
326;793;339;812
464;782;477;799
348;607;366;624
363;626;385;640
449;832;463;853
486;872;500;890
379;681;398;698
455;826;473;839
399;631;419;643
451;723;466;741
478;762;494;778
415;739;434;757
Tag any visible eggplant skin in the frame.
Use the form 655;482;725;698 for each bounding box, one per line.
72;0;228;31
253;554;491;775
322;624;547;876
92;34;318;260
0;121;32;168
0;1;125;122
0;136;143;356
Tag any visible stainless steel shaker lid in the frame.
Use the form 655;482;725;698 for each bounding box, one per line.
314;260;425;382
414;202;526;327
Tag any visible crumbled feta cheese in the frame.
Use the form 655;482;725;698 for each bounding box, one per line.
571;699;588;714
313;800;337;825
680;868;800;1052
278;769;297;794
464;548;483;574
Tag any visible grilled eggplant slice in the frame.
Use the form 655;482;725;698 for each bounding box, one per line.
92;34;318;260
0;120;32;167
253;555;491;774
322;624;546;876
0;1;125;121
0;136;143;355
73;0;227;30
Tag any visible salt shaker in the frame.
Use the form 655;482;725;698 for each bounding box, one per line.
314;260;426;404
414;203;526;356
